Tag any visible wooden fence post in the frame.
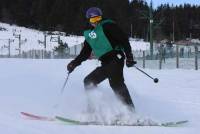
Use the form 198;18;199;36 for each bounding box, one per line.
194;45;198;70
159;45;163;70
142;51;145;68
176;45;179;68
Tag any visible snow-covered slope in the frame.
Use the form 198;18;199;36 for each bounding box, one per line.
0;58;199;134
0;22;150;56
0;23;85;55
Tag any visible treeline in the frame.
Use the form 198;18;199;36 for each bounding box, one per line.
0;0;199;41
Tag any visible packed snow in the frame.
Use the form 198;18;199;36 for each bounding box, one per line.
0;58;199;134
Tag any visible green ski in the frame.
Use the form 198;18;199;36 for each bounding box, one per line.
55;116;188;127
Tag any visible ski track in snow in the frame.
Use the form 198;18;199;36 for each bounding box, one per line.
0;58;199;134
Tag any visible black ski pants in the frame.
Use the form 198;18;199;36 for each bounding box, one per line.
83;54;134;110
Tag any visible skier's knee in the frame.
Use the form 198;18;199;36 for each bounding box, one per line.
109;77;125;90
110;82;124;92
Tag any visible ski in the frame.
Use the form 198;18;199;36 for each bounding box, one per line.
160;120;189;127
55;116;189;127
21;112;55;121
21;112;188;127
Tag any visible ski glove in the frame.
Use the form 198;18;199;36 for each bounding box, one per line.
67;61;76;73
126;53;137;67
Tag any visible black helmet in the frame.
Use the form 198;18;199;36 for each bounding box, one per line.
86;7;103;18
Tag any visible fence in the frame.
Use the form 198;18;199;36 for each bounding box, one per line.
134;44;200;70
0;43;199;70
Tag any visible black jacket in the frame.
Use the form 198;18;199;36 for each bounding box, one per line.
71;20;133;66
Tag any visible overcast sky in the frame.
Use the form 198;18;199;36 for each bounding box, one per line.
145;0;200;8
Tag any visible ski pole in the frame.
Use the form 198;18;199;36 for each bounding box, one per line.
53;72;70;108
60;72;70;94
134;66;159;83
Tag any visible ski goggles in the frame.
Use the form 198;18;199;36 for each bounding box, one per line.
89;16;102;23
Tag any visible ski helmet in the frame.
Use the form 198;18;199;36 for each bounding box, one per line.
86;7;103;18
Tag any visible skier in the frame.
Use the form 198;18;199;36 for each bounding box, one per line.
67;7;136;112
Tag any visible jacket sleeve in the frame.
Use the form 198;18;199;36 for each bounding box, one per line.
103;22;133;58
70;40;92;66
